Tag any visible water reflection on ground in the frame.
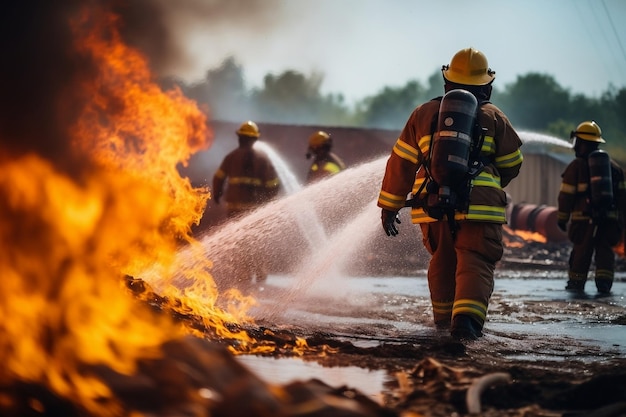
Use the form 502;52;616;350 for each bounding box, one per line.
236;355;388;404
238;271;626;402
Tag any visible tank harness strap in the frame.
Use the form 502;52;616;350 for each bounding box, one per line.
406;97;488;241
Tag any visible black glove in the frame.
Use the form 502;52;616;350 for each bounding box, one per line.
557;221;567;232
381;209;401;237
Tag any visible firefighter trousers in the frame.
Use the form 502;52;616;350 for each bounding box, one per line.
419;221;504;329
567;220;620;289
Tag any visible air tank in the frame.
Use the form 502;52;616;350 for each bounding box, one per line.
430;89;478;189
588;149;613;210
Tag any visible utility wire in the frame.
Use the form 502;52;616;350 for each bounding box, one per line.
601;0;626;67
588;0;615;60
574;0;615;89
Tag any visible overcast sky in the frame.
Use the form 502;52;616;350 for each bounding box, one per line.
154;0;626;105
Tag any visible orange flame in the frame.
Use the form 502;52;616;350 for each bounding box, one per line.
502;225;547;247
1;154;183;416
0;5;265;415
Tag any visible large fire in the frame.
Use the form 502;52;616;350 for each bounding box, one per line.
0;4;263;415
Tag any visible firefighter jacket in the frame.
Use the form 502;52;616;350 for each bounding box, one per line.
213;145;280;212
307;152;346;184
377;98;523;224
557;155;626;226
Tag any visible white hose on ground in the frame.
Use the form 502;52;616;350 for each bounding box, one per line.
466;372;512;414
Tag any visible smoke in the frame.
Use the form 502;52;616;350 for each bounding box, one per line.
111;0;286;82
0;0;284;169
0;1;95;171
0;0;210;240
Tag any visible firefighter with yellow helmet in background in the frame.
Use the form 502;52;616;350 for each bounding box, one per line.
212;120;281;285
306;130;346;184
377;47;523;341
557;120;626;294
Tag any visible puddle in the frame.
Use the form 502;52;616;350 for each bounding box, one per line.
236;355;390;404
238;272;626;403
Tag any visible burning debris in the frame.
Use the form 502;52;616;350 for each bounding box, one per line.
0;2;329;416
0;334;394;417
0;3;402;416
2;3;625;417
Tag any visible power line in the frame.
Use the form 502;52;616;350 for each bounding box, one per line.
601;0;626;67
574;0;615;86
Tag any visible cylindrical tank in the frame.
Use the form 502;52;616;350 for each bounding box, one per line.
508;203;568;242
430;89;478;188
588;149;613;210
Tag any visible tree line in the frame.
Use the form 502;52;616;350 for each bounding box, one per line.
161;56;626;160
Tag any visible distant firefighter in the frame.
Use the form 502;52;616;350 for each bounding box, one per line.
306;130;346;184
213;121;281;217
557;120;626;294
212;120;281;285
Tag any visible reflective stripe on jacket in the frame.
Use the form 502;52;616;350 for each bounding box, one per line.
378;98;523;224
213;145;280;212
557;156;626;224
307;152;346;183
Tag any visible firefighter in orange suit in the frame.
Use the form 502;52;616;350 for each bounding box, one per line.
212;121;281;284
306;130;346;184
377;47;523;340
557;121;626;294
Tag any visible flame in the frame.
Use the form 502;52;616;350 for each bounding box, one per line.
0;5;272;415
1;154;184;414
72;11;209;254
502;225;547;248
614;239;625;258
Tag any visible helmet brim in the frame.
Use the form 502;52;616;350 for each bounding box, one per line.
442;69;495;86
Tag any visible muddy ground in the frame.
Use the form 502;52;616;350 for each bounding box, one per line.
129;236;626;417
245;280;625;416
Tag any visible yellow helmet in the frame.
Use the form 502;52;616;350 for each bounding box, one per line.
308;131;331;149
236;120;260;138
442;47;495;86
571;120;605;143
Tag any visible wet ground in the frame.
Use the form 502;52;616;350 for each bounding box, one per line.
128;233;626;416
230;262;626;417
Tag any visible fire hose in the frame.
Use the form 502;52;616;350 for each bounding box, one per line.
466;372;512;414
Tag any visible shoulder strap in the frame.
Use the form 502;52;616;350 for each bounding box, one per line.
467;100;490;176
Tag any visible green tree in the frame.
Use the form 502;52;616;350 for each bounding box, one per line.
567;93;601;124
167;57;626;156
185;56;249;122
357;80;426;129
497;73;570;131
546;119;575;142
424;70;444;100
250;70;352;125
597;87;626;160
159;56;250;121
